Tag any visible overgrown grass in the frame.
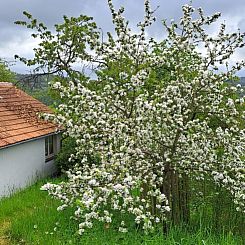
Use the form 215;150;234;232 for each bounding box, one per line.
0;179;244;245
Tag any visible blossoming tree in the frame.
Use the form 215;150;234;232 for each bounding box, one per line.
16;0;244;234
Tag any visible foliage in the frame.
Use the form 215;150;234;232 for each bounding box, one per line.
55;137;100;174
55;137;78;173
0;59;16;82
16;0;245;236
29;86;61;107
15;12;99;79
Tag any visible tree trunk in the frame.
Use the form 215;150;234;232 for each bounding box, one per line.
162;170;190;231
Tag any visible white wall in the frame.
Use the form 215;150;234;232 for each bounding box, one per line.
0;136;57;198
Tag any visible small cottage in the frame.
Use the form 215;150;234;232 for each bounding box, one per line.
0;82;61;198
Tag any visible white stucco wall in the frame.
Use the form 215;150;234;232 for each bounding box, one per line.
0;136;58;198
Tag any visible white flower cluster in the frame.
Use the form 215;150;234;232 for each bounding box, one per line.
42;0;245;234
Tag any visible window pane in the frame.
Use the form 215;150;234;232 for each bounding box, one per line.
45;137;48;156
49;135;54;155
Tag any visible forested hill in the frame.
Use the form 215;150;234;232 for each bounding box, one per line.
229;77;245;95
239;77;245;86
15;73;54;90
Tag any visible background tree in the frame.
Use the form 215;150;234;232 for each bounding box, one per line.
0;59;16;82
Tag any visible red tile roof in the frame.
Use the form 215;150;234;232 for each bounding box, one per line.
0;82;60;148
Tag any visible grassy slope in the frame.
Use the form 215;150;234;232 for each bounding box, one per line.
0;179;243;245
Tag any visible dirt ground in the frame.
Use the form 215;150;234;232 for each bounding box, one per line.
0;221;10;245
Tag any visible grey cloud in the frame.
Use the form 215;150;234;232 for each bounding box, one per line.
238;19;245;31
0;0;83;27
0;0;244;73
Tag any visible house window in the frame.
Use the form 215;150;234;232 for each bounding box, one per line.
45;135;54;162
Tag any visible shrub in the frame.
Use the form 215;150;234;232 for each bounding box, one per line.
55;137;77;174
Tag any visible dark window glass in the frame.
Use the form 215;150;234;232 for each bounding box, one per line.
49;135;54;155
45;137;49;156
45;135;55;161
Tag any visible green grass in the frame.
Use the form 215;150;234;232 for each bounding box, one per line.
0;179;244;245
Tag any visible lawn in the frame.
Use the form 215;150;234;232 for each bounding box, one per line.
0;179;244;245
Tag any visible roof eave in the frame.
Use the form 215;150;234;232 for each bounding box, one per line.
0;130;63;150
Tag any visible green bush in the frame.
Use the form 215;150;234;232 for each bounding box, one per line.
55;137;100;174
55;137;77;174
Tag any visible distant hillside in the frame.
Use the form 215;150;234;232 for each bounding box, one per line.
14;74;245;91
238;77;245;86
228;77;245;85
15;73;55;91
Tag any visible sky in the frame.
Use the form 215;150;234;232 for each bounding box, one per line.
0;0;244;75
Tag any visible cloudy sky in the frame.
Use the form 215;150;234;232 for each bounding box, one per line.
0;0;244;75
